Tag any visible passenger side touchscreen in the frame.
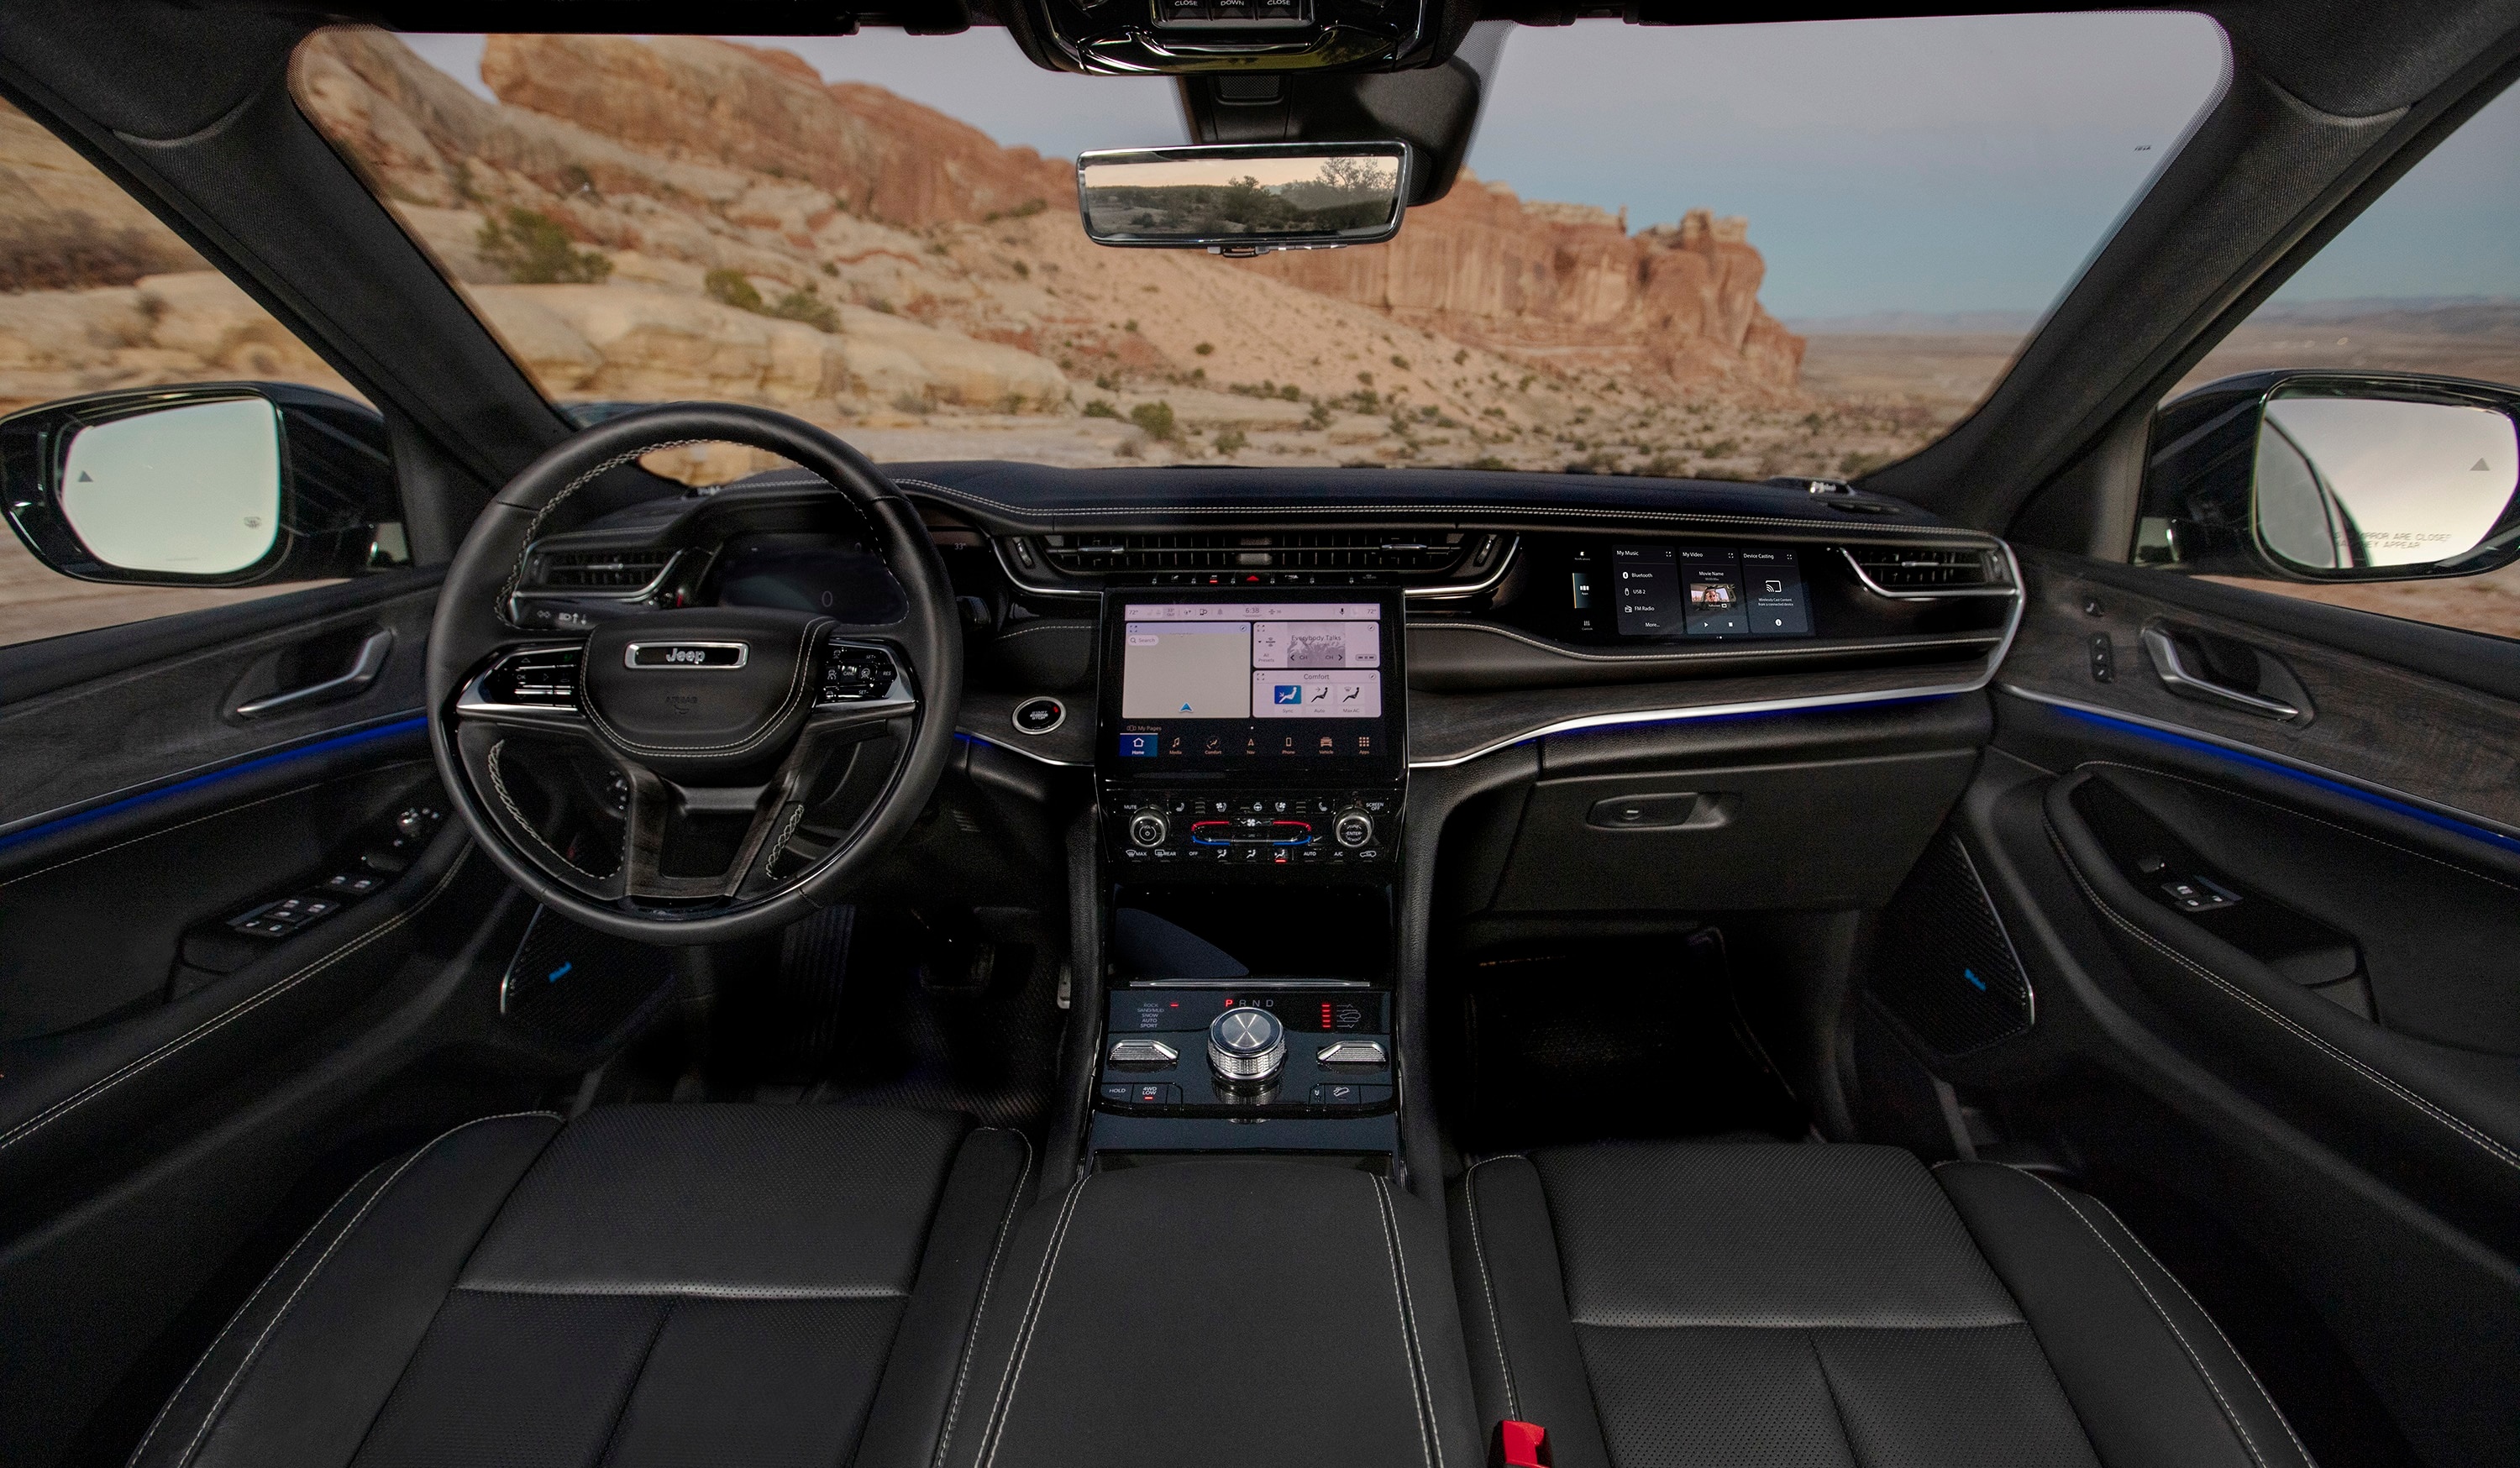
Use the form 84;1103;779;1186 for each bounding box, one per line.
1100;595;1401;773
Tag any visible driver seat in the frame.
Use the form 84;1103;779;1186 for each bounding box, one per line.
130;1105;1029;1468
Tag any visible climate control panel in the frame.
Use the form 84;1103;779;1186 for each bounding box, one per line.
1106;789;1399;879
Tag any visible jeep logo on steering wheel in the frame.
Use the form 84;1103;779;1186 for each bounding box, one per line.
624;642;748;669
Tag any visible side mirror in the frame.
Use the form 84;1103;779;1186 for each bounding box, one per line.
0;382;401;587
2136;371;2520;582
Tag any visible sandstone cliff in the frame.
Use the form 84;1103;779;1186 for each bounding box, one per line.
1239;177;1803;390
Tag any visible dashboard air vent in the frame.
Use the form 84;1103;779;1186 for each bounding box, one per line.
1039;530;1468;577
532;548;675;593
1845;546;2008;594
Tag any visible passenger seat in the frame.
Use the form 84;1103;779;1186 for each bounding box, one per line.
1452;1141;2314;1468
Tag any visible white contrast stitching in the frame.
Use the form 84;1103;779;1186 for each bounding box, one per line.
2066;1183;2319;1468
496;439;714;618
0;762;427;891
2076;761;2519;896
986;621;1093;642
2047;821;2520;1174
1375;1177;1442;1468
486;740;606;881
165;1110;560;1468
2021;1173;2284;1468
0;852;470;1157
974;1177;1089;1468
932;1130;1035;1468
126;1153;401;1467
1462;1156;1521;1423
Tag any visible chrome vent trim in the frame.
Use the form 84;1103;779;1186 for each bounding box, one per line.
993;530;1516;600
1841;545;2014;599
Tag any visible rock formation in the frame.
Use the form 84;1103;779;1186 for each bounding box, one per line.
1236;176;1802;390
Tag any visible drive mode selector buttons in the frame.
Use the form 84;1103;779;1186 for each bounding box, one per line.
1209;1005;1286;1083
1127;810;1169;848
1333;810;1374;848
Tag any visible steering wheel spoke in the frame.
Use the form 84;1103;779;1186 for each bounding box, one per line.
453;641;591;734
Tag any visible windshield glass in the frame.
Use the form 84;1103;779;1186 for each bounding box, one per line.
291;14;2225;480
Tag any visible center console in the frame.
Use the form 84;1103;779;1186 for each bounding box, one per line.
1089;590;1406;1158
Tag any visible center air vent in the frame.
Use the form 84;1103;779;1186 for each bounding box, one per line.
1043;531;1465;575
529;548;675;593
1008;530;1510;592
1843;545;2011;596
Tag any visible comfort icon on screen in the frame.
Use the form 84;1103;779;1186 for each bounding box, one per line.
1274;685;1303;705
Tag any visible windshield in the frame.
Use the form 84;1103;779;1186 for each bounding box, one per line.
290;14;2226;480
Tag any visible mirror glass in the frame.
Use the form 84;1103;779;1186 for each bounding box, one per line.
1077;144;1406;250
2253;391;2519;570
58;397;281;575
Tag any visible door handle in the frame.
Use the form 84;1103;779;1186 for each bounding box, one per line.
2139;624;2300;721
235;628;395;719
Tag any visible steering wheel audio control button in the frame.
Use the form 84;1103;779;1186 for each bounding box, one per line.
1012;695;1066;734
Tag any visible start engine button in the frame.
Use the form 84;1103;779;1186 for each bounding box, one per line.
1012;695;1065;734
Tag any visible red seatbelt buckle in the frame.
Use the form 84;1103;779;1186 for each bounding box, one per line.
1489;1419;1552;1468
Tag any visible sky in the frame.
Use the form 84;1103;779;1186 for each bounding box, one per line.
399;15;2518;320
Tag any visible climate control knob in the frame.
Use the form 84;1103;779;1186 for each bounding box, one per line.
1332;810;1374;848
1208;1006;1286;1083
1127;811;1169;848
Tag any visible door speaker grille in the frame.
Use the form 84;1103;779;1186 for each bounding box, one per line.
1864;831;2033;1057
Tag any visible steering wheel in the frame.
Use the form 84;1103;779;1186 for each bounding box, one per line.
425;404;963;943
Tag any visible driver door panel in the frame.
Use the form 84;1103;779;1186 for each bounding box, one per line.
0;577;458;1212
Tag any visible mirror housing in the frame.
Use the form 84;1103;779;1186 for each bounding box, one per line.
1077;142;1408;254
0;381;400;587
2137;370;2520;583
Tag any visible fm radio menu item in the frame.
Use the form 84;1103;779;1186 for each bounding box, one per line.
1611;545;1810;638
1112;600;1392;766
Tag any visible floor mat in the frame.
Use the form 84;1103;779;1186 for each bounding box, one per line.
717;906;1068;1135
1446;930;1806;1153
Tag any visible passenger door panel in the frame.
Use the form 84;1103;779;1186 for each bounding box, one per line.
1926;553;2520;1466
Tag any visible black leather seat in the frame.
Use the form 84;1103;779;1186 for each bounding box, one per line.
132;1104;1029;1468
1451;1141;2316;1468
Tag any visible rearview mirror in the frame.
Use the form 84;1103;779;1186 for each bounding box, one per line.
2136;371;2520;582
1;382;402;587
1076;143;1409;255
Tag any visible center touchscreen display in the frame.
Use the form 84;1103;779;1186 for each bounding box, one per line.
1104;596;1399;773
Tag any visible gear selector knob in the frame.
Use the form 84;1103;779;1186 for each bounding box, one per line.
1208;1005;1286;1083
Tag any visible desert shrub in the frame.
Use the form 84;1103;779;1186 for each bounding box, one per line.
1466;455;1510;471
0;209;196;291
1194;342;1215;356
767;285;839;333
1128;401;1179;441
1082;399;1121;419
704;268;763;312
890;391;934;416
479;208;612;285
1213;429;1248;455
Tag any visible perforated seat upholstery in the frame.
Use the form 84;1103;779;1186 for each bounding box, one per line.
1451;1141;2317;1468
132;1105;1029;1468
